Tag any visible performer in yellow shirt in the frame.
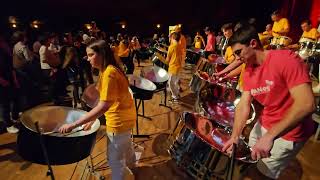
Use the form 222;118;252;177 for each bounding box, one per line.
166;32;183;102
194;31;205;49
271;10;290;37
259;24;273;48
59;40;136;180
221;23;235;64
288;19;320;50
174;26;186;67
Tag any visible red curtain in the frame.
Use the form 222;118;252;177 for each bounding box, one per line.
310;0;320;27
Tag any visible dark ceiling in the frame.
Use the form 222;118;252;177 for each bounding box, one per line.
1;0;294;36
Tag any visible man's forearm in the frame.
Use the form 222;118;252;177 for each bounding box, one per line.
232;105;251;138
266;101;315;139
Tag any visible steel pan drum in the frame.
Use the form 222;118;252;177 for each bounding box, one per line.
17;106;100;165
81;84;99;109
270;36;292;49
151;52;168;70
198;84;256;127
140;65;169;89
170;112;257;163
127;74;156;100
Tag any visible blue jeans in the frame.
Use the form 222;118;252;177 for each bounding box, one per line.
107;131;136;180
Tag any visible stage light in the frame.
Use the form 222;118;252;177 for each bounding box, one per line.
121;24;126;29
156;24;161;28
85;24;92;30
33;24;39;29
12;24;17;28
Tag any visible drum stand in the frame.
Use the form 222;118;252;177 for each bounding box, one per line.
34;122;55;180
156;87;172;110
133;97;151;138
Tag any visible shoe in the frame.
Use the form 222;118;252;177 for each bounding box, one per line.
6;125;19;133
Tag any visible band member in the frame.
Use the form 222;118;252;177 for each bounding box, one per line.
174;26;186;66
118;37;134;74
271;10;290;37
166;32;183;102
0;34;20;133
222;25;315;179
288;19;320;50
203;26;216;58
59;40;136;180
221;23;235;64
193;31;205;49
259;24;273;48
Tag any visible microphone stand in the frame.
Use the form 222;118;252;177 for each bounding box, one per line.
35;122;55;180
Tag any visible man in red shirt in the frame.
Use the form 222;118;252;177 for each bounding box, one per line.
222;25;315;179
203;26;215;58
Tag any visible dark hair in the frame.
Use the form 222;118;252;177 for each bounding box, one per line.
301;19;311;25
171;32;181;41
228;25;262;47
12;31;26;44
221;23;233;32
87;40;122;72
271;10;280;16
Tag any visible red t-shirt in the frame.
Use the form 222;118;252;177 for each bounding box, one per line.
205;33;215;52
243;50;315;142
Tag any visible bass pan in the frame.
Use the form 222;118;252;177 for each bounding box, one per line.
17;106;100;165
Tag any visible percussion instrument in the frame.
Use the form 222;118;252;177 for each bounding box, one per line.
151;52;168;70
81;84;99;109
270;36;292;49
186;48;201;65
169;112;257;165
189;57;228;92
198;84;256;128
298;37;316;59
140;65;169;89
127;74;157;100
17;106;100;165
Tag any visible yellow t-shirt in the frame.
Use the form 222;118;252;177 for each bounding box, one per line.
118;41;129;57
238;63;246;91
224;46;235;64
97;65;136;133
272;18;290;37
194;35;204;49
166;41;183;75
302;28;319;40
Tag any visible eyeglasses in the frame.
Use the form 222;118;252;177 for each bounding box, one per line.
233;48;243;57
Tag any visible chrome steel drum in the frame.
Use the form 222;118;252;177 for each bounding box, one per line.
169;112;257;164
140;65;169;89
270;36;292;49
151;52;168;70
17;106;100;165
127;74;156;100
298;37;316;59
81;84;99;109
189;57;228;93
198;84;256;127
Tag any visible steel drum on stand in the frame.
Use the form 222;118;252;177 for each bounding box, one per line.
17;106;100;165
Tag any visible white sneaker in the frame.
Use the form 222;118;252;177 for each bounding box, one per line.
6;126;19;133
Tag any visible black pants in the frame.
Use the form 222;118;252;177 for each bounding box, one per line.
0;87;20;127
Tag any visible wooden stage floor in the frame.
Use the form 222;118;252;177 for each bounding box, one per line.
0;61;320;180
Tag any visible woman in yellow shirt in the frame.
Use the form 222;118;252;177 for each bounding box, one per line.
166;32;183;102
194;31;205;49
59;40;136;180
